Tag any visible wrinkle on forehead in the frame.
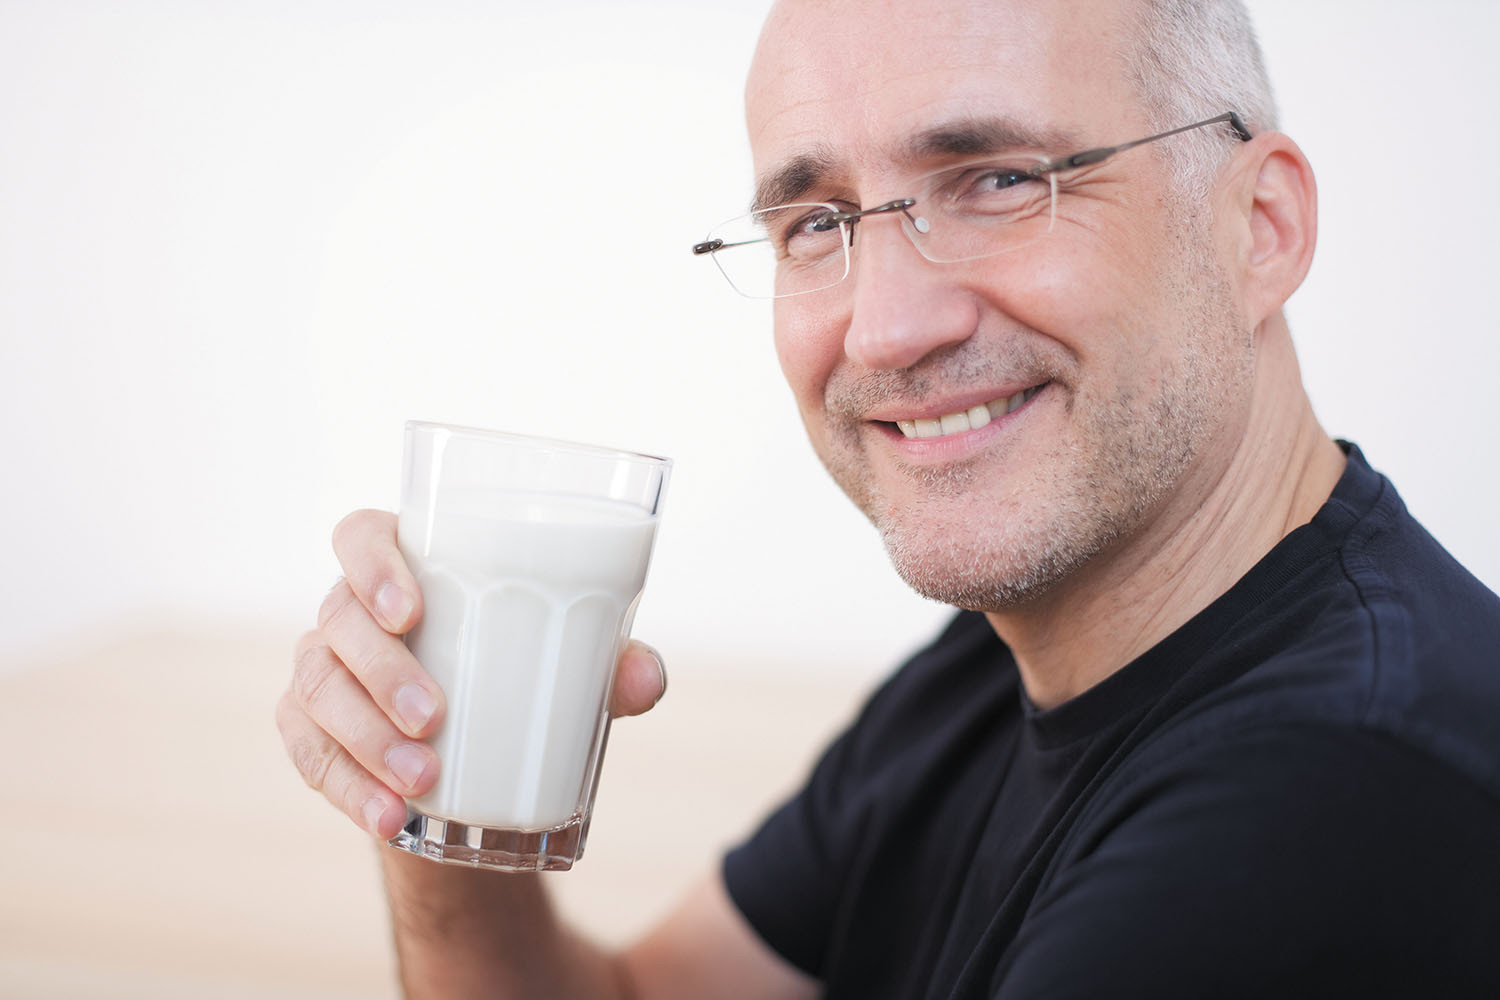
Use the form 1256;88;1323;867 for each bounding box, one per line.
747;0;1048;117
745;0;1136;168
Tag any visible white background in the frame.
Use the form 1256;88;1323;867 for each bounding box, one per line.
2;0;1496;679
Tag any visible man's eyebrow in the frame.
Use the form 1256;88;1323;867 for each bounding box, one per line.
749;119;1083;213
751;148;839;214
901;117;1083;161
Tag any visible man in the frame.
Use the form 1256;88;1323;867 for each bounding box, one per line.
277;0;1500;995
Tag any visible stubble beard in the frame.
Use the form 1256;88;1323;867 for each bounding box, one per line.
815;233;1251;613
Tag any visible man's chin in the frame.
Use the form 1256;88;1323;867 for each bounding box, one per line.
877;519;1073;612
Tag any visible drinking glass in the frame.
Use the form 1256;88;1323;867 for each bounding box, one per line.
387;421;669;871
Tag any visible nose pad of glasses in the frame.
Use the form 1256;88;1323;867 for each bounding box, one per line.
894;209;946;265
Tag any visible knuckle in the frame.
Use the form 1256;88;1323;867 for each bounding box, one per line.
317;579;359;631
289;732;340;792
348;690;403;749
337;770;377;826
291;638;341;711
291;628;323;664
315;575;352;629
348;635;400;687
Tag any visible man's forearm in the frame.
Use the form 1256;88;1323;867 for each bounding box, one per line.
381;849;631;999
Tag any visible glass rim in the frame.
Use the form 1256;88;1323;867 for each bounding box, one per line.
404;420;672;470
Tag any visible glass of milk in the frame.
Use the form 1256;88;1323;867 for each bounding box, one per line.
387;421;669;872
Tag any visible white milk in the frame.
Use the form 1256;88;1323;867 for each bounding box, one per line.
397;492;658;830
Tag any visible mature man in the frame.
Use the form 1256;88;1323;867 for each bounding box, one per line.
278;0;1500;995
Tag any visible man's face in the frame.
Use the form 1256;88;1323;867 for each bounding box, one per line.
745;0;1256;611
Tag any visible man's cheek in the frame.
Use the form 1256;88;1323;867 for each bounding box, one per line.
774;343;838;433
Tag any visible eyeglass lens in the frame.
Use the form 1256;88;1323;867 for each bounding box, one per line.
704;155;1056;298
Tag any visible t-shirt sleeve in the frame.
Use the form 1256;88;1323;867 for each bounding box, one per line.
722;611;994;978
721;712;864;977
992;725;1500;998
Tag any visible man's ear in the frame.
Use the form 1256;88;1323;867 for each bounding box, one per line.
1226;133;1318;327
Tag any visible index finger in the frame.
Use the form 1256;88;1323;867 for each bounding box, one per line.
332;509;425;634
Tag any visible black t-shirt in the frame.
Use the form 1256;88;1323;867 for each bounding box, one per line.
724;444;1500;998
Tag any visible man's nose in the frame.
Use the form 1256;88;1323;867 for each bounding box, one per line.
841;217;978;371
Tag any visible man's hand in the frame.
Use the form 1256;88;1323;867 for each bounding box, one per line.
273;509;814;1000
275;508;668;839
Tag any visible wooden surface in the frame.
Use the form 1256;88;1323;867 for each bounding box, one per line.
0;627;871;998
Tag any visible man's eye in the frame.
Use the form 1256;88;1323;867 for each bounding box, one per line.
971;167;1032;191
774;210;842;255
948;165;1041;200
787;210;839;238
936;164;1048;216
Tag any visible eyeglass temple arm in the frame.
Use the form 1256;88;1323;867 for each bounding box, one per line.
696;232;787;255
1044;111;1253;172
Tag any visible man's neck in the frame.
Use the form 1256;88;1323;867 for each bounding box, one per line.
985;326;1347;710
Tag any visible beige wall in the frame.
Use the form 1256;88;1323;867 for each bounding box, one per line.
0;1;1497;680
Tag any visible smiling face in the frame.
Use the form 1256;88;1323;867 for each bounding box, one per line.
747;0;1257;610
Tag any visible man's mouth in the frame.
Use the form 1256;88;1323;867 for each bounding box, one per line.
891;382;1048;440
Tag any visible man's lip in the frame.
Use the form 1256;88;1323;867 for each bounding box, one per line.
864;381;1051;437
863;381;1050;424
864;379;1050;449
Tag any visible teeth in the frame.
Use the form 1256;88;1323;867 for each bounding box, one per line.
990;387;1040;418
895;384;1045;440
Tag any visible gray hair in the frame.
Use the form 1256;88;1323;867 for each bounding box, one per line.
1124;0;1279;198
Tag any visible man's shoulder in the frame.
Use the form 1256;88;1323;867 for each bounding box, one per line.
1323;442;1500;641
1293;445;1500;781
1156;443;1500;793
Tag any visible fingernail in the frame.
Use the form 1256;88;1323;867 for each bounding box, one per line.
645;644;667;705
362;796;392;836
386;743;431;792
394;682;436;733
376;583;414;631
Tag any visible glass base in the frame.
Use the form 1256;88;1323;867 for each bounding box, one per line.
388;809;590;872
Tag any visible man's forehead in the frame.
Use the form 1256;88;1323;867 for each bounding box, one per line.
745;0;1137;206
746;0;1133;103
